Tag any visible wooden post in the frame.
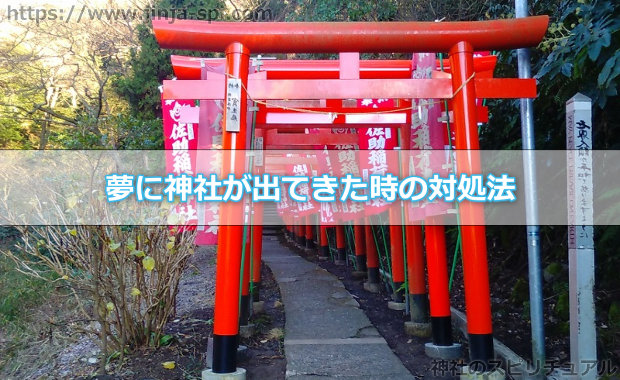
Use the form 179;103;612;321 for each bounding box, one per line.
566;93;596;380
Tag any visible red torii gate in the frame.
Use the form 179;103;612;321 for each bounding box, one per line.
154;16;548;379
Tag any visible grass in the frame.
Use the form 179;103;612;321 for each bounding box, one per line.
0;230;61;376
0;256;54;324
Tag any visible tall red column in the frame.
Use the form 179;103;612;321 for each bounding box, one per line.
335;225;346;264
296;221;306;246
389;208;405;303
212;42;250;374
305;216;315;249
405;225;429;324
293;224;298;242
425;222;453;346
319;225;329;260
363;222;381;293
290;224;297;242
450;41;493;367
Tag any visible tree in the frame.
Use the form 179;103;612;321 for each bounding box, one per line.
0;0;143;149
113;0;226;121
475;0;619;150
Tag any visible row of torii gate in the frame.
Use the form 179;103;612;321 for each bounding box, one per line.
153;15;549;379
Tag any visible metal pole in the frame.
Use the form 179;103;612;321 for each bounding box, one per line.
515;1;546;377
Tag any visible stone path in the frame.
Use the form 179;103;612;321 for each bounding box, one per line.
262;236;414;380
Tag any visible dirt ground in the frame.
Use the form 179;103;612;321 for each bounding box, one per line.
5;228;614;379
0;244;285;380
93;247;286;380
285;228;618;380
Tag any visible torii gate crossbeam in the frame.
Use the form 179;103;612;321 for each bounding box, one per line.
153;16;549;379
153;17;548;53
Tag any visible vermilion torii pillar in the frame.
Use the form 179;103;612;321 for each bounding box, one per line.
211;42;250;376
425;221;460;355
319;225;329;260
153;16;548;378
334;225;347;265
364;222;382;293
305;218;315;249
388;218;406;304
353;223;367;275
404;224;431;336
296;221;306;247
450;41;495;369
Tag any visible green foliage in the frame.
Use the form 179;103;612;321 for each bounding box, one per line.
3;224;196;365
521;300;530;320
252;313;271;330
264;0;491;22
0;248;62;376
0;119;30;149
479;0;619;150
593;225;620;354
113;24;174;120
536;0;620;109
0;43;69;149
594;226;620;288
554;291;570;320
283;0;399;21
600;299;620;363
608;301;620;328
58;113;163;149
159;334;175;346
113;0;226;120
0;227;19;240
510;277;529;304
543;262;563;282
0;249;56;325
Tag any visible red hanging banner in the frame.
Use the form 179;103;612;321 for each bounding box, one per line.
357;98;398;217
162;96;199;227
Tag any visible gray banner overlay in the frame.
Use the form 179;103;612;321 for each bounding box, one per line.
0;150;616;226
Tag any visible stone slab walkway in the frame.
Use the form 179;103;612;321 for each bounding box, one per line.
262;236;414;380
